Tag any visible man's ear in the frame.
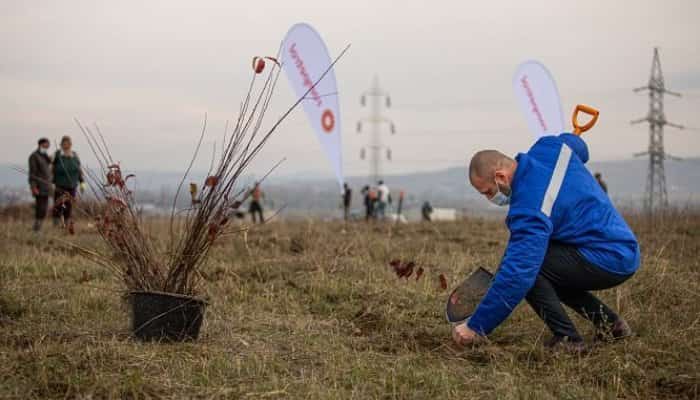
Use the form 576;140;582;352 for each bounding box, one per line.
494;170;507;184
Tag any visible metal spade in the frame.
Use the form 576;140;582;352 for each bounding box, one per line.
445;267;494;323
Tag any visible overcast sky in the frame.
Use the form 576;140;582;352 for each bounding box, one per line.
2;0;699;181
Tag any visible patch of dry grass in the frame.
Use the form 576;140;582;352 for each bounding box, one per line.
0;213;699;399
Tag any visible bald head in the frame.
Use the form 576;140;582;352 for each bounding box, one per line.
469;150;514;181
468;150;517;200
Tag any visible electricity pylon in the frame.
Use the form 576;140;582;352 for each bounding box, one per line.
632;47;684;212
357;76;396;183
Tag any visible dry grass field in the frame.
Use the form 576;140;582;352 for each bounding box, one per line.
1;210;699;399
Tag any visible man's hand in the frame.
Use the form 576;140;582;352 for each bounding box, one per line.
452;324;481;347
31;186;39;196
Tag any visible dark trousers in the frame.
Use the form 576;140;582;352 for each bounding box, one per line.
34;195;49;220
525;242;632;342
33;195;49;231
364;202;374;221
53;186;76;222
249;201;264;224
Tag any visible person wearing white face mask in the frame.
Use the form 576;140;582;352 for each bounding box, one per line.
28;138;52;232
452;133;640;353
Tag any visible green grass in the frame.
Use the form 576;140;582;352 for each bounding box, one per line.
0;213;699;399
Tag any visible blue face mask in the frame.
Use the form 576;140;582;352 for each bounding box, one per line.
488;180;511;206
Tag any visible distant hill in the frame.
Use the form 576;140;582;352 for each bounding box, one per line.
2;158;699;216
267;158;700;213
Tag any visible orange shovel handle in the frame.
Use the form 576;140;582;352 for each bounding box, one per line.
571;104;600;135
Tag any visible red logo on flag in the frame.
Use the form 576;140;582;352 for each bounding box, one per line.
321;109;335;133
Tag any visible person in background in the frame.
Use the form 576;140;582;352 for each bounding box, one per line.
361;185;374;221
594;172;608;194
52;135;84;229
370;187;379;220
28;138;52;232
421;201;433;222
342;182;352;221
376;180;391;220
249;182;265;224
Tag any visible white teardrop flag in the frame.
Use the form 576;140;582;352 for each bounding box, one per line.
281;23;343;190
513;60;565;139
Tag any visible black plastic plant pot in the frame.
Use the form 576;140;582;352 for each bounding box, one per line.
129;291;208;342
445;267;494;323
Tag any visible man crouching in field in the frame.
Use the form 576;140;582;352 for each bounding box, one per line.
453;133;640;352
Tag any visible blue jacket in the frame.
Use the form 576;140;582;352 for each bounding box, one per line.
467;133;640;335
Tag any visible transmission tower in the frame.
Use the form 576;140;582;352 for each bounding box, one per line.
632;48;684;212
357;76;396;183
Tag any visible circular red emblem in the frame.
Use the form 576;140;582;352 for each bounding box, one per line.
321;109;335;133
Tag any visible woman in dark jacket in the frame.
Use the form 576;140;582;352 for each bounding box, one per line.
28;137;52;232
52;135;84;227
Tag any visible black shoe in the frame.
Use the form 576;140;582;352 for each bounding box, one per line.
595;318;633;342
544;335;588;354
